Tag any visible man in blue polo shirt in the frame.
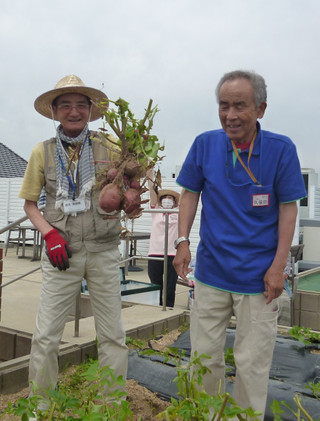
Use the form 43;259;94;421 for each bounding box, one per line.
173;70;306;419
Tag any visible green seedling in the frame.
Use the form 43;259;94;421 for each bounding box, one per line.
1;360;132;421
289;326;320;346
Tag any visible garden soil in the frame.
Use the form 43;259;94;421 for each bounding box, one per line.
0;329;180;421
1;328;320;420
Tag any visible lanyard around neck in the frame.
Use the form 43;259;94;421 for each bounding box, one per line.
231;130;259;184
58;138;86;198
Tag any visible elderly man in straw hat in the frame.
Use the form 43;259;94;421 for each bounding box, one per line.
147;172;180;307
19;75;128;410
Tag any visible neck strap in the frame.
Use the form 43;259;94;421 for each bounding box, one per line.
231;130;258;184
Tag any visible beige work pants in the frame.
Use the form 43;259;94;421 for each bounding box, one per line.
191;281;278;420
29;245;128;398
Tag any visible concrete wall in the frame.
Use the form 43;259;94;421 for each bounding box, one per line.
0;327;32;361
293;266;320;330
293;291;320;331
0;312;189;394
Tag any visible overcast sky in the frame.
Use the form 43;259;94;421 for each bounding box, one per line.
1;0;320;177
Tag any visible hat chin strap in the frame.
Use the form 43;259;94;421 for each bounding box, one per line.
50;105;58;132
87;104;92;122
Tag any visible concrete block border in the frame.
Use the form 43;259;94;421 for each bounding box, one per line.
0;311;190;394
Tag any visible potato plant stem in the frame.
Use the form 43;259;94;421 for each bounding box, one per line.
294;395;314;421
138;99;153;131
217;394;230;421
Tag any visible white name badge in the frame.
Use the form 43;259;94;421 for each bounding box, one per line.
252;194;270;207
62;198;86;214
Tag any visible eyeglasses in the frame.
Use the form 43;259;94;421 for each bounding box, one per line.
56;103;91;112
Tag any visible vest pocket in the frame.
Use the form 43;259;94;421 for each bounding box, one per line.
93;205;121;243
43;209;69;242
45;169;57;197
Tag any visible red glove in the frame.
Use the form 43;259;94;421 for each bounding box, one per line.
44;229;72;271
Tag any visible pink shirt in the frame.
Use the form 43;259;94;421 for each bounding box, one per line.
148;203;178;256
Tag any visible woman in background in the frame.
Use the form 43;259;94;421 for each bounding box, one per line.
148;176;180;307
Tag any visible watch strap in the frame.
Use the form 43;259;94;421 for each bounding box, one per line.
174;236;190;249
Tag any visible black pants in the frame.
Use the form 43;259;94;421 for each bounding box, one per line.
148;256;178;307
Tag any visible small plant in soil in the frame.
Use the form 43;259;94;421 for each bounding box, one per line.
305;381;320;401
156;349;262;420
126;336;148;350
94;97;164;219
271;393;319;421
1;360;131;420
2;327;318;420
289;325;320;346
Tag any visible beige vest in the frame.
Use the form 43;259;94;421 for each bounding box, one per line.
43;133;121;253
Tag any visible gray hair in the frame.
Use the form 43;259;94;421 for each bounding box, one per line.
215;70;267;107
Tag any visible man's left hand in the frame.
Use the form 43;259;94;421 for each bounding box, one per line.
263;265;287;304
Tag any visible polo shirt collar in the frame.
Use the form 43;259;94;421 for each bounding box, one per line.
226;122;261;155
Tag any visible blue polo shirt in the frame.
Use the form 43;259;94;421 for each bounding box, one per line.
176;124;306;294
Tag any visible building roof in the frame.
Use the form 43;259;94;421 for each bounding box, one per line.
0;142;28;178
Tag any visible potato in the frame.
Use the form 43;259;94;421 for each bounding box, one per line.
129;179;140;189
107;167;118;181
124;160;140;178
122;188;141;214
98;184;122;213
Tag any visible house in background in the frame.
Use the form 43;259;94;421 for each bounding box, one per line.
0;142;27;243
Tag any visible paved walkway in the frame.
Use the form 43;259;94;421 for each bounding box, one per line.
0;246;190;345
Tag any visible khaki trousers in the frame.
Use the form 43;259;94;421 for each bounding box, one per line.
191;281;278;420
29;245;128;397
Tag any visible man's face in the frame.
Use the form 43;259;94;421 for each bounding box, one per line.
52;93;91;137
218;78;267;144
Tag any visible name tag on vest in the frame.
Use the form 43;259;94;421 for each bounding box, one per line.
252;194;269;207
62;198;86;214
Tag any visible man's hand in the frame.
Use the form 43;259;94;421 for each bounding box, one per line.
263;264;286;304
173;242;192;282
44;229;72;271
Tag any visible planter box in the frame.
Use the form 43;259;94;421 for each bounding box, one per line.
293;267;320;331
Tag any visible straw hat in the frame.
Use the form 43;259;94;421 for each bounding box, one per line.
158;189;180;206
34;74;108;121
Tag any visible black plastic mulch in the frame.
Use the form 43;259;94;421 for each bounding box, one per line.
127;328;320;420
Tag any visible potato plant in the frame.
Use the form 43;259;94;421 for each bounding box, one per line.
94;97;164;218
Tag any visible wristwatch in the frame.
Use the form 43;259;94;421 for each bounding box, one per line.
174;236;190;249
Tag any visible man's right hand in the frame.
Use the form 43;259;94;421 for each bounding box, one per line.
173;242;192;282
44;229;72;271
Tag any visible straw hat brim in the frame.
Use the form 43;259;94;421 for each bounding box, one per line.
158;189;180;205
34;86;108;122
